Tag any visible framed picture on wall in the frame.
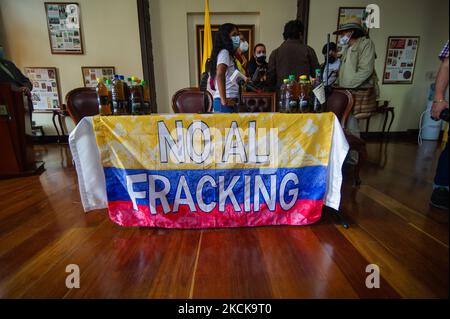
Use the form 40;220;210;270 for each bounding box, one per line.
81;66;116;87
44;2;84;54
336;7;369;45
383;36;420;84
24;67;62;112
196;24;255;84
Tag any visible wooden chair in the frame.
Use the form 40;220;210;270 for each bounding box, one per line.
364;100;395;138
172;87;213;113
325;89;367;186
52;103;71;143
65;87;98;125
238;92;276;112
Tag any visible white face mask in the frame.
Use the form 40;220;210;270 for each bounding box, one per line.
339;31;353;46
240;41;249;53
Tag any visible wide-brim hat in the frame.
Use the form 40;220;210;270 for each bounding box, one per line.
333;17;366;35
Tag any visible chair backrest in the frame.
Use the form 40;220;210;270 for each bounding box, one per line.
238;92;276;112
324;89;354;128
65;87;98;125
172;87;213;113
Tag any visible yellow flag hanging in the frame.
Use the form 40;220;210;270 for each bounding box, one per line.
201;0;212;74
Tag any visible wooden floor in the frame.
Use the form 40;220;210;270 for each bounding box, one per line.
0;140;448;298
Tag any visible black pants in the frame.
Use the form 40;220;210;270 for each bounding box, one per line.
434;132;449;187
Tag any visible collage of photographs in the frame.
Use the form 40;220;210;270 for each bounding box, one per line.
82;67;115;87
46;3;82;53
24;67;60;110
383;37;419;83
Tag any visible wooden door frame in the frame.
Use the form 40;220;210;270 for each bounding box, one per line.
297;0;310;44
137;0;157;112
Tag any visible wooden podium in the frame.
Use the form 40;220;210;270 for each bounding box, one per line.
0;83;44;179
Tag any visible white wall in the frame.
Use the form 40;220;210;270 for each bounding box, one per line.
308;0;449;132
0;0;143;135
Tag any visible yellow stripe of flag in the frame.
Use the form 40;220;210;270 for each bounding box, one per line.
201;0;212;74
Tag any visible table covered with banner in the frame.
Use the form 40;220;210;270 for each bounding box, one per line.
68;113;349;228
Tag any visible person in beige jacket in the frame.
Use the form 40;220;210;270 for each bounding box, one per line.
335;25;378;92
333;18;379;163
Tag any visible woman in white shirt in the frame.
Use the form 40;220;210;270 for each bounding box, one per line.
209;23;241;112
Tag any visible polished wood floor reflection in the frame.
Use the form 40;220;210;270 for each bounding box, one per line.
0;140;448;298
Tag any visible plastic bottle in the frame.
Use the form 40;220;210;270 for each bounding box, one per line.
293;76;300;101
126;77;133;111
111;75;127;115
105;79;113;107
311;69;323;113
120;75;131;114
130;77;144;114
314;68;322;83
298;75;309;112
299;75;311;96
278;79;289;112
96;77;112;116
111;74;126;115
141;80;151;114
110;75;118;114
287;75;298;112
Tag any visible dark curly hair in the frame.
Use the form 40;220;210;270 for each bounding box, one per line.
253;43;266;54
351;28;367;39
283;20;304;40
209;23;237;79
322;42;337;55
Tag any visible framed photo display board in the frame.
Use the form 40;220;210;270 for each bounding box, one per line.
44;2;83;54
81;66;116;87
383;36;420;84
24;67;61;112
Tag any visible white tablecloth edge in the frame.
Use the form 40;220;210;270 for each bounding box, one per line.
69;117;107;212
324;115;349;210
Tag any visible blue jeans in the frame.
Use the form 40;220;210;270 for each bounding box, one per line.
434;132;449;187
213;98;235;113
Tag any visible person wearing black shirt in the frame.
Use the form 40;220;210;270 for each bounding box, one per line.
247;43;268;89
0;55;34;116
0;57;32;92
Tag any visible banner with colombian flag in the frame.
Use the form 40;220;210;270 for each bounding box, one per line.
93;113;344;228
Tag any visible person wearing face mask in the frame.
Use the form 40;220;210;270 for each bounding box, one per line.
320;42;340;86
333;18;379;165
248;43;268;88
209;23;241;112
334;18;378;88
235;33;249;77
333;18;379;118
